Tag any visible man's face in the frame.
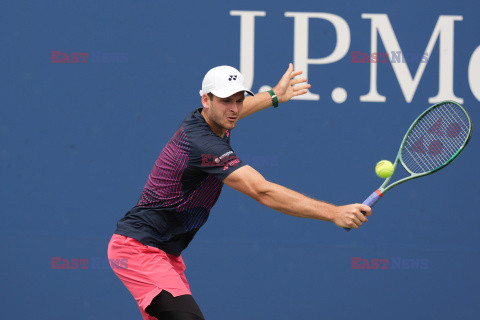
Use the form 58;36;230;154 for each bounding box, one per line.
202;91;245;136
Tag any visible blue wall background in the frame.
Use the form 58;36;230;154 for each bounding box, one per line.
1;1;479;319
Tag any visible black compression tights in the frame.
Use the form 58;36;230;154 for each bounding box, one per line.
145;290;205;320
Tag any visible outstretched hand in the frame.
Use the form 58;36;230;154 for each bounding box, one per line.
272;63;311;103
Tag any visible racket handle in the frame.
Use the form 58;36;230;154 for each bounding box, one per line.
344;190;382;231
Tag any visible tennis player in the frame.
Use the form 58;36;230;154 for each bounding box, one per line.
108;63;371;320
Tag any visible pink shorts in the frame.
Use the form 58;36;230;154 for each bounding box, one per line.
107;234;192;320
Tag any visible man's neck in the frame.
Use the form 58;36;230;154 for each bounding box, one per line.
201;109;226;138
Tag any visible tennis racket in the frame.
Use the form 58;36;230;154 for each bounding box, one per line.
345;100;473;231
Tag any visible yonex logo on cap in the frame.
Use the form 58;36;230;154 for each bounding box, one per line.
228;75;237;81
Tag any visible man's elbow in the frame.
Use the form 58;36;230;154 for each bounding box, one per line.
252;181;273;205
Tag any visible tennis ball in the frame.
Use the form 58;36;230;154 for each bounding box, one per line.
375;160;394;178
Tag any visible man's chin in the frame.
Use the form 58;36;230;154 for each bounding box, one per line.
224;122;237;130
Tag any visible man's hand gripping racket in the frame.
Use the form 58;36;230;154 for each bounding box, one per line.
345;100;473;231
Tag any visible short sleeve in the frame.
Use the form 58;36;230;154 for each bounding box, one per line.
189;133;247;181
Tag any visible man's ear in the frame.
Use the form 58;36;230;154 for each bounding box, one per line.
201;94;211;109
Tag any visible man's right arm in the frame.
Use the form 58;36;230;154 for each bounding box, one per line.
223;165;371;229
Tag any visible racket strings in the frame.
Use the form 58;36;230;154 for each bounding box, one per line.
405;106;468;170
408;112;461;168
402;103;470;174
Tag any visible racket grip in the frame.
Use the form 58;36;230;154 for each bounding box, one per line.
344;190;382;232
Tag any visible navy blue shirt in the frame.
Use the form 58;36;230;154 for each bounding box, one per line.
114;108;247;256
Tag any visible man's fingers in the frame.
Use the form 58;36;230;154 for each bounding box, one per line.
335;204;372;229
354;210;368;223
353;213;366;225
290;70;303;79
292;84;311;91
275;63;310;101
291;77;308;85
282;63;294;79
348;218;361;229
358;204;372;217
293;89;309;97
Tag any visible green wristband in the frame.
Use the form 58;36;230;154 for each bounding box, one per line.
268;89;279;108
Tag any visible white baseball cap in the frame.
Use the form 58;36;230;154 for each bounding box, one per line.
199;65;254;98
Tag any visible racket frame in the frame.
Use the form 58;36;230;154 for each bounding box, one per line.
378;100;472;195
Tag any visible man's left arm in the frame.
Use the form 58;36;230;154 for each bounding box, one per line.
238;63;311;120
